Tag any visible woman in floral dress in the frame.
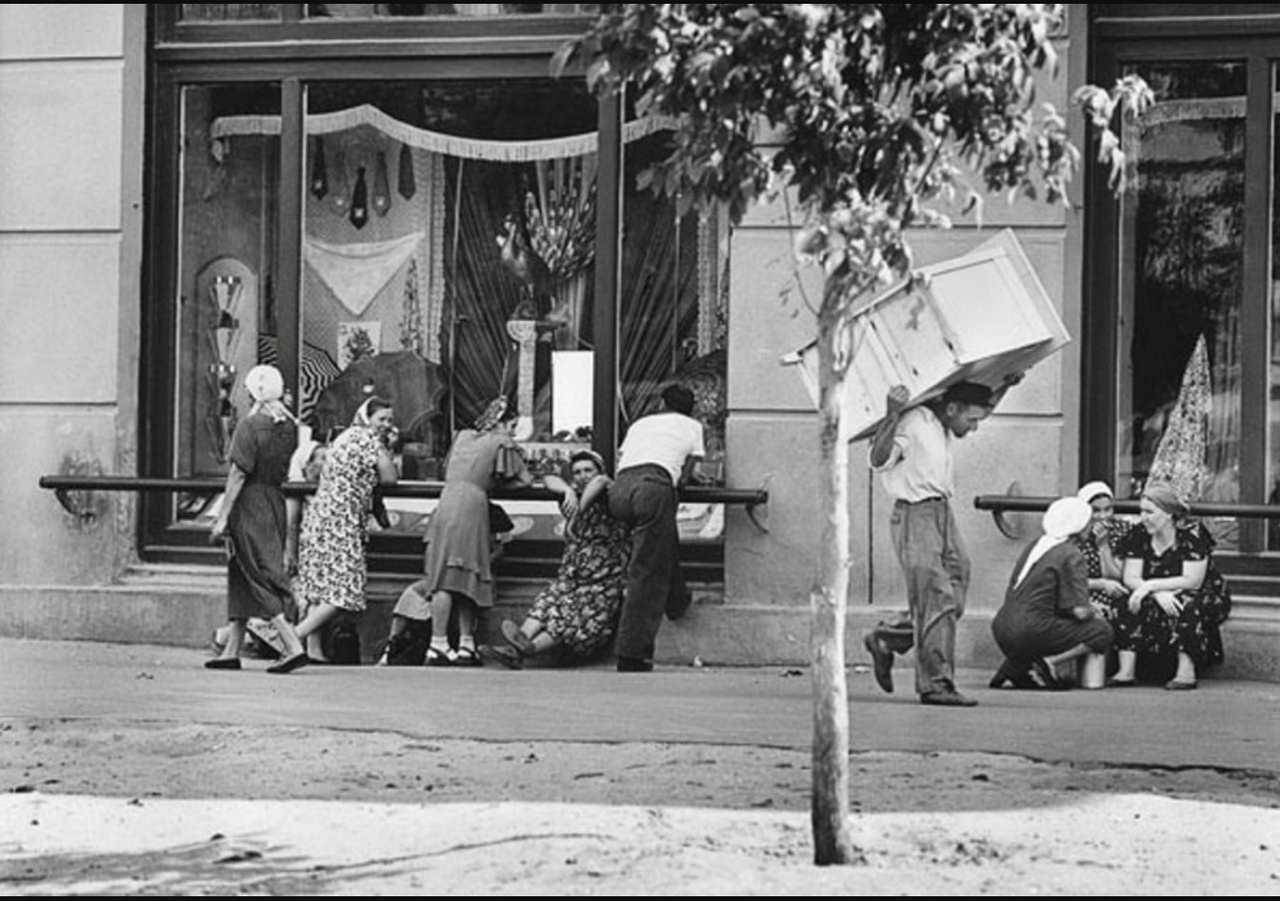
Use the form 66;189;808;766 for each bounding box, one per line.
293;397;399;654
1107;482;1231;690
1074;481;1134;621
492;449;632;668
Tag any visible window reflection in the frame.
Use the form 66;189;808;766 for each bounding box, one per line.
180;4;282;21
1116;61;1245;550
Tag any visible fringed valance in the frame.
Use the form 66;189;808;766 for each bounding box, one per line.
211;103;678;162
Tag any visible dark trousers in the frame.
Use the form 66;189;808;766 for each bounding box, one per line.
609;464;686;662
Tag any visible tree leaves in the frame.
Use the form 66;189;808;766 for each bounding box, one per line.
557;3;1147;314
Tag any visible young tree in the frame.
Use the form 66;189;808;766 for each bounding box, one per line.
555;4;1148;864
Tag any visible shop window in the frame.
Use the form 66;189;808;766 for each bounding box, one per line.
304;4;599;17
1115;61;1245;550
155;71;729;554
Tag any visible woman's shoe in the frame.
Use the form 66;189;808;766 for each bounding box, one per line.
1164;678;1198;691
452;646;483;667
266;653;310;675
424;646;451;667
204;658;241;671
1106;677;1137;688
988;658;1037;690
501;620;536;656
1028;658;1069;691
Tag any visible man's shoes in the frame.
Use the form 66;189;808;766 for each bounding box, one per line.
204;657;241;671
863;631;895;694
920;689;978;707
616;655;654;673
666;589;693;622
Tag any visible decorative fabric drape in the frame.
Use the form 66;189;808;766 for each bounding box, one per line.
304;231;424;317
211;103;678;163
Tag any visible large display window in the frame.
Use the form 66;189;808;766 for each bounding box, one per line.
145;13;729;566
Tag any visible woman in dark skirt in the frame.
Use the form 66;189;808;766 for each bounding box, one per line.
990;496;1114;690
206;364;309;674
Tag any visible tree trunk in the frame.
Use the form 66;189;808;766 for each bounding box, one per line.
810;286;855;865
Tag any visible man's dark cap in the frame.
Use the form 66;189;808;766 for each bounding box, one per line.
941;381;994;408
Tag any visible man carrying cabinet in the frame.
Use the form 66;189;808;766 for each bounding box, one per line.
864;374;1021;707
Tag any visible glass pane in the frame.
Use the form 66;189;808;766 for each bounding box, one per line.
618;133;729;542
1269;64;1280;549
173;84;281;525
304;4;599;18
180;4;282;21
1116;61;1245;550
296;78;598;537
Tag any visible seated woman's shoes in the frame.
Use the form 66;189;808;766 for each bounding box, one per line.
501;620;536;656
1165;678;1198;691
266;653;310;675
1106;677;1137;688
424;646;451;667
616;655;654;673
204;658;241;671
1028;658;1070;691
481;644;524;670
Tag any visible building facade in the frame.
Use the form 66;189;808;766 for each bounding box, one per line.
1;5;1277;679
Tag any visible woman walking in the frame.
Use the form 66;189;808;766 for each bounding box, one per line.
205;364;309;674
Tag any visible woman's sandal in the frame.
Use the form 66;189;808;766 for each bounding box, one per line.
424;646;451;667
451;646;483;668
1028;658;1070;691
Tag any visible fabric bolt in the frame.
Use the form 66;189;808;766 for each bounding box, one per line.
303;232;424;317
294;425;385;613
992;541;1113;666
224;413;297;621
889;497;970;696
1109;521;1232;668
526;499;631;660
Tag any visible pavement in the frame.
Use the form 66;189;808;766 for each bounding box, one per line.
1;637;1277;773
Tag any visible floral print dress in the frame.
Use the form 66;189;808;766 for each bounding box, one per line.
527;498;631;661
295;426;383;613
1110;520;1232;668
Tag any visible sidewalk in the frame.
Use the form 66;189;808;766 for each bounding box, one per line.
2;638;1277;771
2;638;1279;895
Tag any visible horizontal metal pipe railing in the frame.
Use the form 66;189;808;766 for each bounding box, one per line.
975;495;1280;520
38;474;768;507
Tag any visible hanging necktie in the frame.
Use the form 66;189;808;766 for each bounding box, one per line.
349;165;369;229
398;143;416;200
373;150;391;217
310;137;328;200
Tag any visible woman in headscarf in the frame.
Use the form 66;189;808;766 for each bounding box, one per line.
1074;481;1133;619
205;365;309;674
1108;482;1232;690
489;448;632;669
292;395;399;659
989;496;1114;690
384;395;543;666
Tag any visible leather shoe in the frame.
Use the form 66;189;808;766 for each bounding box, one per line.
863;632;894;694
616;655;654;673
920;689;978;707
204;658;241;671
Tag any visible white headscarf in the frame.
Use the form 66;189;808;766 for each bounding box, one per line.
243;364;296;424
1014;496;1092;588
1077;481;1114;505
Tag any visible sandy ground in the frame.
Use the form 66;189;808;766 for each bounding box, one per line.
2;718;1279;894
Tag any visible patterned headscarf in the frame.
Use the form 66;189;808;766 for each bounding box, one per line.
243;364;295;424
1143;482;1190;517
474;396;510;432
352;396;391;428
569;448;608;475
